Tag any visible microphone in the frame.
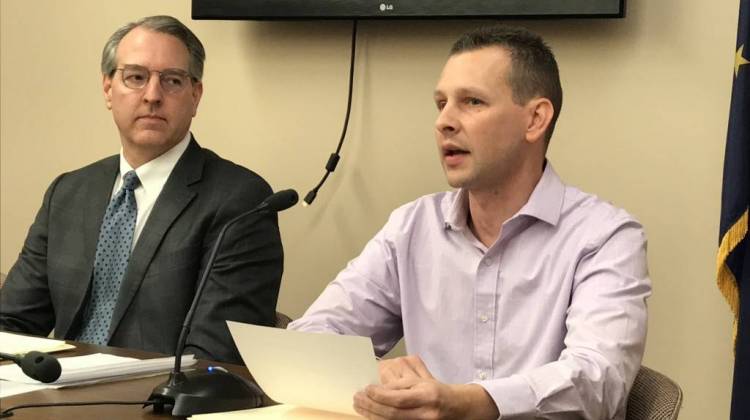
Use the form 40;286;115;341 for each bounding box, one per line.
0;351;62;383
147;189;298;416
253;188;299;213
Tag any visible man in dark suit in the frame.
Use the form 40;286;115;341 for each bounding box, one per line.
0;15;283;364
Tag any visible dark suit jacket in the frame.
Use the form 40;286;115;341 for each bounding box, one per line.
0;138;283;364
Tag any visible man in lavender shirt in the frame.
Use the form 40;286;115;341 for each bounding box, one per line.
289;25;651;420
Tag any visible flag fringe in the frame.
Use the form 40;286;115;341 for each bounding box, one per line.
717;209;749;320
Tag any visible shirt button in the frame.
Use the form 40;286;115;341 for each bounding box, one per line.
479;314;489;323
478;371;488;380
482;259;492;267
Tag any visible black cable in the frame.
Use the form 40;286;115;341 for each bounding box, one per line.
0;399;157;418
303;19;358;206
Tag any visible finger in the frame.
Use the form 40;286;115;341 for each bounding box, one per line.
379;362;404;384
356;391;430;420
359;386;445;420
354;390;396;419
353;399;381;420
378;358;422;383
365;383;429;409
402;355;434;379
383;376;421;390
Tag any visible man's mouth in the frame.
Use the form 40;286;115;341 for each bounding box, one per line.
137;114;167;122
442;144;468;157
441;144;469;167
444;149;468;156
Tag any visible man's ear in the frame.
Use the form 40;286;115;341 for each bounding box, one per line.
191;81;203;117
524;97;554;144
103;74;113;110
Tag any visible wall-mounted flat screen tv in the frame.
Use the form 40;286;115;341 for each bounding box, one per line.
192;0;626;20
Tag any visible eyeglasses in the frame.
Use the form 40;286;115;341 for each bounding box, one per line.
115;65;194;93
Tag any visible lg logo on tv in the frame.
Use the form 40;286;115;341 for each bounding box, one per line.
379;3;394;12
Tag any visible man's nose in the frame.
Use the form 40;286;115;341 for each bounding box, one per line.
142;73;164;104
435;104;459;135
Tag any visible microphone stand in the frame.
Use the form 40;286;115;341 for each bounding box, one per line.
146;190;297;416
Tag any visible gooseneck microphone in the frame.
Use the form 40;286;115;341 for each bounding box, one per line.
147;189;298;416
0;351;62;383
172;188;298;376
251;189;300;214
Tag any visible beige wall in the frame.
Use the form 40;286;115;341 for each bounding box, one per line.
0;0;736;418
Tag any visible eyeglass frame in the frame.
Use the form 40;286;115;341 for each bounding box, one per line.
113;64;197;93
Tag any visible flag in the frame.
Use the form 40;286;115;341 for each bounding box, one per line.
719;1;750;419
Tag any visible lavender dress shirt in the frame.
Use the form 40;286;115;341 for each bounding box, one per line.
289;163;651;419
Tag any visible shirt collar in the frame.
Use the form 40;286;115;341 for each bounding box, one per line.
517;161;564;226
118;132;192;194
444;189;470;231
442;161;565;230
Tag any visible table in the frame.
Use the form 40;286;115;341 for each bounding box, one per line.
0;341;266;419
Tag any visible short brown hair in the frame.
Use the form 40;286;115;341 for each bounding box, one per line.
450;25;563;142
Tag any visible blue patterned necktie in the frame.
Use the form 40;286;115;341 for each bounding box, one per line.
77;170;140;345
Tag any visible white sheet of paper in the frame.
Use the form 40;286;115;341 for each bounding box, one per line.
190;404;362;419
0;332;75;355
0;380;55;398
227;321;379;416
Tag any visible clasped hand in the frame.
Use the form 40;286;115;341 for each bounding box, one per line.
353;355;499;420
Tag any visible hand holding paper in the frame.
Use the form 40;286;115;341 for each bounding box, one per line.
226;321;379;416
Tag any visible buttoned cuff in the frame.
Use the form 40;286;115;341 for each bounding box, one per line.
474;374;537;419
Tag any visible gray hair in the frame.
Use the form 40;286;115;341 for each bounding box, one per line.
450;25;562;142
101;15;205;81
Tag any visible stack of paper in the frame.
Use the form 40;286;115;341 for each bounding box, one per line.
0;353;196;397
0;332;75;355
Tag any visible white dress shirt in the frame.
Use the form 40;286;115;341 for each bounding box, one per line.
111;132;191;249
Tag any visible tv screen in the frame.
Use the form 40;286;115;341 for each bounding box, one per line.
192;0;626;20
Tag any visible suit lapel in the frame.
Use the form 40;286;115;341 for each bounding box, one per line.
59;157;119;337
108;139;204;340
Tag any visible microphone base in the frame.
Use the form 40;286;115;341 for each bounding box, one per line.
146;369;263;416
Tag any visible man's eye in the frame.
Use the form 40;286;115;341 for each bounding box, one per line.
436;101;446;110
126;73;147;82
163;75;184;86
467;98;483;106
